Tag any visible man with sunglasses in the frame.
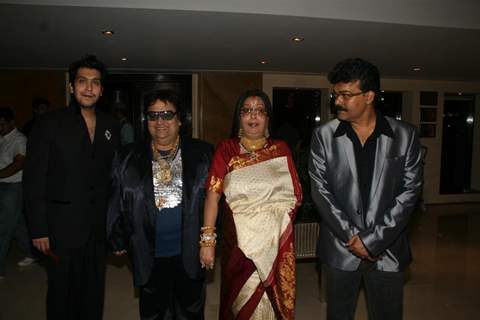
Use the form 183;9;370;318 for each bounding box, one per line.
23;55;120;319
309;58;423;320
107;90;213;319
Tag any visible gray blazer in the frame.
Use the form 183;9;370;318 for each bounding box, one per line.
309;117;423;272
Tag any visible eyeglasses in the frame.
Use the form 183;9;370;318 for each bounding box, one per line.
145;111;177;121
240;107;267;117
330;91;365;100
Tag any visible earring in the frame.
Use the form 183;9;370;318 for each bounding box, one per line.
264;128;270;138
238;128;243;138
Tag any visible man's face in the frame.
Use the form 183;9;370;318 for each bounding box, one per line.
69;67;103;108
146;99;181;149
35;103;49;115
0;118;14;136
332;80;374;123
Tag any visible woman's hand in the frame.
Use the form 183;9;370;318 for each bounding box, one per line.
200;246;216;270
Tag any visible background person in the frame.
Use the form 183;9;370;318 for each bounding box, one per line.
22;97;50;137
0;107;29;279
113;102;134;146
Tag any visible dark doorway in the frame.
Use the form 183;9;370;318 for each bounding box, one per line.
377;91;403;120
102;74;192;143
440;94;476;194
272;88;322;151
272;88;323;222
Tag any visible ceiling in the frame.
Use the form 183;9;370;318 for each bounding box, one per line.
1;0;480;80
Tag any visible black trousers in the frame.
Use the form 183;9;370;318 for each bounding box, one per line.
46;235;106;320
324;262;404;320
140;255;205;320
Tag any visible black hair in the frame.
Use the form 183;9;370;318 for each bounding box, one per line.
32;97;50;110
144;90;184;123
68;55;107;85
230;89;274;138
0;107;14;121
327;58;380;95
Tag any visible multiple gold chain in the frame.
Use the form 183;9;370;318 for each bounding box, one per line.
152;136;179;185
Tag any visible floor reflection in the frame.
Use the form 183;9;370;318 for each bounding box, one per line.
1;204;479;319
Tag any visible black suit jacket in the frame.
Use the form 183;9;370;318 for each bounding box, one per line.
106;138;213;287
23;104;120;248
309;116;423;272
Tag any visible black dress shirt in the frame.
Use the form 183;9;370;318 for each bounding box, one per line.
334;113;394;214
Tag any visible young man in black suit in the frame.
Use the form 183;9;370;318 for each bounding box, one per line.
23;55;120;320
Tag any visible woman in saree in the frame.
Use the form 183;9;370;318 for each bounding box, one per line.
200;89;302;319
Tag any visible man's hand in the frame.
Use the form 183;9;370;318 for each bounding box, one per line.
346;235;379;262
32;237;50;254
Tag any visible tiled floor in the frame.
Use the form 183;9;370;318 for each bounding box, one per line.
1;203;479;319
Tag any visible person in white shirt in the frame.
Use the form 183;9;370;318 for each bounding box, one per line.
0;107;35;279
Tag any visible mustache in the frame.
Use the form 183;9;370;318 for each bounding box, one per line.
335;105;347;112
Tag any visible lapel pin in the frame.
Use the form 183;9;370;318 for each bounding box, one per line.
105;129;112;140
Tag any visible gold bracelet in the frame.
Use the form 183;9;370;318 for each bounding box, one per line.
200;226;216;232
200;233;217;242
199;239;217;247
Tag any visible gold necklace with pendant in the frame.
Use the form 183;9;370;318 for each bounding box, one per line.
240;136;267;159
152;136;179;185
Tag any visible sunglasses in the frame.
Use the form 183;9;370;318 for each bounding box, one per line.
146;111;177;121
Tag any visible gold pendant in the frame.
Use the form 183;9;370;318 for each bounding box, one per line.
155;159;172;184
156;197;166;208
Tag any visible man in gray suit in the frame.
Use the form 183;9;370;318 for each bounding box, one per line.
309;58;423;320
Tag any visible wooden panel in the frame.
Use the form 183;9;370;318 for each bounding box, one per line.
0;70;66;127
199;72;262;145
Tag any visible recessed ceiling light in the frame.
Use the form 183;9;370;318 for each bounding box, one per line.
121;57;128;61
292;36;304;42
412;66;421;72
259;60;268;65
102;30;114;36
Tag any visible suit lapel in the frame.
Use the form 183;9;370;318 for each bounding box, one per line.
340;135;360;187
181;139;193;208
369;134;391;203
139;146;158;223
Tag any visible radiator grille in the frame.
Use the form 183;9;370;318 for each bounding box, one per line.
294;222;320;259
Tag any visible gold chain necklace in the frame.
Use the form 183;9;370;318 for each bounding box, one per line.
152;136;179;184
239;136;267;153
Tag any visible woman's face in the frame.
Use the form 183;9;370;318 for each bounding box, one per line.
239;96;269;140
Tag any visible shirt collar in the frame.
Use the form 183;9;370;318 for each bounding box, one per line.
333;112;395;139
2;127;19;141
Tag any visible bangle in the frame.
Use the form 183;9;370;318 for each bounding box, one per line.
200;233;217;242
201;226;216;232
199;239;216;247
199;232;217;247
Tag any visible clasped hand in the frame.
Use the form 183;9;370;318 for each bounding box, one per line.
346;235;380;262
